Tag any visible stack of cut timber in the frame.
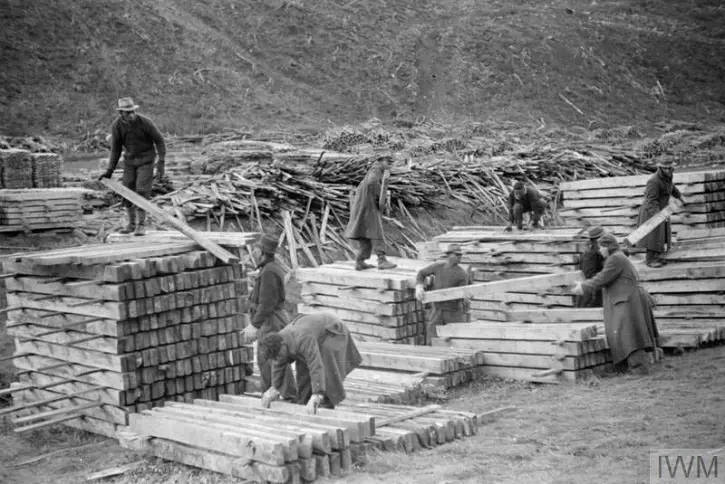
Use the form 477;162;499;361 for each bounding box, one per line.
0;188;88;232
294;258;429;345
434;321;609;383
3;242;252;436
0;148;33;189
31;153;63;188
355;341;483;390
663;227;725;262
558;170;725;237
118;394;479;482
421;227;587;282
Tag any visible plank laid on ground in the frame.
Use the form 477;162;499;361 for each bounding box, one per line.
101;179;238;263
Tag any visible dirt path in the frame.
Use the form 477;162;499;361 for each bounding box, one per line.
1;345;723;483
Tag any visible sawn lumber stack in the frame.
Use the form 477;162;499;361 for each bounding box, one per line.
0;148;64;189
558;169;725;237
3;241;253;435
0;188;88;233
118;394;480;483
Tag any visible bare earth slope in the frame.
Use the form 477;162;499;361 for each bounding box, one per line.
1;0;725;136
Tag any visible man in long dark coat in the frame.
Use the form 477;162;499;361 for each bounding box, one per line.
242;234;296;399
344;155;397;271
258;312;362;414
505;181;547;231
576;226;605;308
636;162;684;268
415;243;471;344
573;234;661;374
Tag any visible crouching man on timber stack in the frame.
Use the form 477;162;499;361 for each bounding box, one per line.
415;244;471;345
344;155;397;271
258;312;362;414
242;234;296;400
636;161;684;268
98;97;166;236
572;233;663;375
505;181;547;232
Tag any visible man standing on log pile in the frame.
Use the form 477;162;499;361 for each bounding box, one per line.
258;312;362;414
505;181;547;232
636;161;685;268
576;226;605;308
242;234;296;400
98;97;166;236
572;234;663;375
415;244;471;345
344;155;398;271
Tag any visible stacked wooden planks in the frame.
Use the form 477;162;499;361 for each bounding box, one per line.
294;258;430;345
558;169;725;237
0;188;88;232
434;321;609;383
0;148;33;189
420;227;588;282
118;394;479;483
2;242;253;436
31;152;63;188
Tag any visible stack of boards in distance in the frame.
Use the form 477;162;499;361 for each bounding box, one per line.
118;394;479;483
558;169;725;237
3;242;252;436
292;258;431;345
0;188;88;232
0;148;64;189
419;227;587;282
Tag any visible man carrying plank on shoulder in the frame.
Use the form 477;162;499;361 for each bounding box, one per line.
505;181;547;232
344;155;397;271
636;160;685;268
98;97;166;236
258;312;362;414
415;244;471;345
242;234;296;400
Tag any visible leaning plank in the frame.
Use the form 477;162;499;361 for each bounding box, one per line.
100;179;238;263
422;272;583;304
624;197;684;246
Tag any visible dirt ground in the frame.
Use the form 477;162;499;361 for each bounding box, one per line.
1;344;723;484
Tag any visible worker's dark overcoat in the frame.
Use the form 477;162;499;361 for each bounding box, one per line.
582;248;659;364
344;162;385;240
636;170;681;252
576;245;604;308
271;312;362;406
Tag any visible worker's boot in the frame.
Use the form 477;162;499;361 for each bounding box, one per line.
134;209;146;236
377;254;397;271
119;206;136;234
355;260;374;271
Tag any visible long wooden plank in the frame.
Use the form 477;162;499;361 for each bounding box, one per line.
624;198;684;246
106;230;259;248
559;170;725;190
26;243;199;266
12;354;134;390
643;279;724;293
101;179;237;263
301;283;409;303
358;351;450;374
422;272;583;304
296;267;412;290
507;308;604;323
564;183;725;199
13;340;134;372
0;222;81;232
431;337;609;356
436;322;599;342
6;276;124;301
12;386;127;425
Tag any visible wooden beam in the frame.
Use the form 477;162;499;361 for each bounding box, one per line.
100;179;238;263
624;197;684;246
377;405;441;427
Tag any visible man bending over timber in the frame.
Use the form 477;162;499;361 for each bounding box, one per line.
505;181;547;231
98;97;166;236
415;244;471;345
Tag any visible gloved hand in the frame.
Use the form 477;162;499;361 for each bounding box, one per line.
155;163;166;181
415;284;425;302
242;325;259;344
504;225;513;232
261;387;280;408
98;170;112;181
571;282;584;296
306;394;324;415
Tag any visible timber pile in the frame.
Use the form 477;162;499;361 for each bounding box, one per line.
117;394;479;483
0;148;64;189
294;258;431;345
421;227;588;282
433;321;610;383
558;169;725;237
2;242;252;436
31;152;63;188
0;188;87;232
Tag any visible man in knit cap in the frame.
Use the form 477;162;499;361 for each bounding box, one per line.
242;234;296;400
505;181;547;231
98;97;166;236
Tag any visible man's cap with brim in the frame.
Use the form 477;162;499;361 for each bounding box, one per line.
445;243;463;255
588;226;604;239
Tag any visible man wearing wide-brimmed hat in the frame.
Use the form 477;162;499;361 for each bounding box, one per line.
576;226;605;308
572;234;661;374
505;181;547;232
242;234;296;399
635;160;685;267
414;243;471;345
98;97;166;236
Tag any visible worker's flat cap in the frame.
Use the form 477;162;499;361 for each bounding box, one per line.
445;243;463;255
588;226;604;239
